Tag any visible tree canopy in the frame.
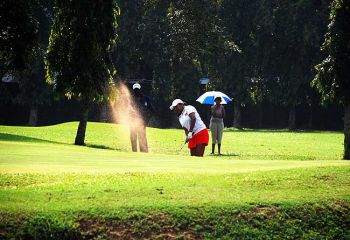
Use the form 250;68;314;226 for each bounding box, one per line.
2;0;348;133
313;0;350;159
313;0;350;105
46;0;119;103
45;0;119;144
0;0;38;76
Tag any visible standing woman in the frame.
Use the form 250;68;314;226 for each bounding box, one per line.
210;96;226;155
170;99;209;157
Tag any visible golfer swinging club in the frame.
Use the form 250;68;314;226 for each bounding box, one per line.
170;99;209;157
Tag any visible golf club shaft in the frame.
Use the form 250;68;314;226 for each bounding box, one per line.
178;141;186;153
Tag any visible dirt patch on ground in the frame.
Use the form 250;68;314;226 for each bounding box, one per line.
238;205;280;220
79;213;201;239
253;205;279;217
331;200;350;212
313;175;336;181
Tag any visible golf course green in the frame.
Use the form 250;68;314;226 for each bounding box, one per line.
0;122;349;239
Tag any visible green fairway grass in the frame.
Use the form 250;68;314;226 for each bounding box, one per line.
0;121;344;160
0;122;349;239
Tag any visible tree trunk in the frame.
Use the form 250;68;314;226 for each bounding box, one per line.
28;107;38;126
344;103;350;160
307;104;313;129
288;105;296;130
257;104;263;128
233;100;242;129
99;101;108;122
75;105;89;146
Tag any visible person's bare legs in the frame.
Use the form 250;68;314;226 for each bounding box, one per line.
195;144;206;157
190;148;196;156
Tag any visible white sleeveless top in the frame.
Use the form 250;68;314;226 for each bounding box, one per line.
178;105;206;135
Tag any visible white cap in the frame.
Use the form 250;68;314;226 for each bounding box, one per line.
169;99;184;110
133;83;141;90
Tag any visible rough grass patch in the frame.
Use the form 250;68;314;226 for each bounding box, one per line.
78;212;201;240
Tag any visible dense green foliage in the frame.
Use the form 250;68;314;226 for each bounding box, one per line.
0;0;53;126
45;0;119;103
45;0;119;144
1;203;349;239
1;0;346;131
313;0;350;105
0;0;37;74
113;0;331;129
313;0;350;159
0;123;350;238
14;48;52;126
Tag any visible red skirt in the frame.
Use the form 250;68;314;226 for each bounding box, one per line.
188;129;209;149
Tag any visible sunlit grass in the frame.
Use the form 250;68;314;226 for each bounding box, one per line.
0;122;349;238
0;121;344;160
0;121;349;212
1;167;350;215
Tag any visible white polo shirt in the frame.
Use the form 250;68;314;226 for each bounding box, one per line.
178;105;206;135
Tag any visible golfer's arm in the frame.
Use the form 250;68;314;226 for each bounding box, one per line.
189;113;196;133
222;107;226;118
184;128;188;135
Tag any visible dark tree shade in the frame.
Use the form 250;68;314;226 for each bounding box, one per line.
0;0;38;75
15;48;51;126
46;0;119;145
313;0;350;159
14;1;54;126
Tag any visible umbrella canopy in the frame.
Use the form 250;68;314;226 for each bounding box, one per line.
196;91;232;105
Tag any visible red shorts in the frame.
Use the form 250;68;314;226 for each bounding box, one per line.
188;129;209;149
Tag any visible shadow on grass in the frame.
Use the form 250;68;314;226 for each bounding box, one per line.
0;133;121;151
223;128;338;134
209;153;241;157
0;133;65;145
85;144;119;151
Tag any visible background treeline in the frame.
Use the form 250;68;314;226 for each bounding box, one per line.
0;0;344;130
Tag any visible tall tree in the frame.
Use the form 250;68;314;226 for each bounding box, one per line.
15;0;54;126
218;0;258;128
166;0;214;102
139;0;173;126
210;0;331;129
114;0;148;79
313;0;350;159
1;0;54;126
116;0;220;127
0;0;37;77
46;0;119;145
15;47;51;126
255;0;330;129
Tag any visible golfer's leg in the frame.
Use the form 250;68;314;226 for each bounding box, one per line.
139;126;148;152
130;127;137;152
195;144;206;157
190;148;196;156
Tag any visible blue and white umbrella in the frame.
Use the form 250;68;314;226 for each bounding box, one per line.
196;91;232;105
